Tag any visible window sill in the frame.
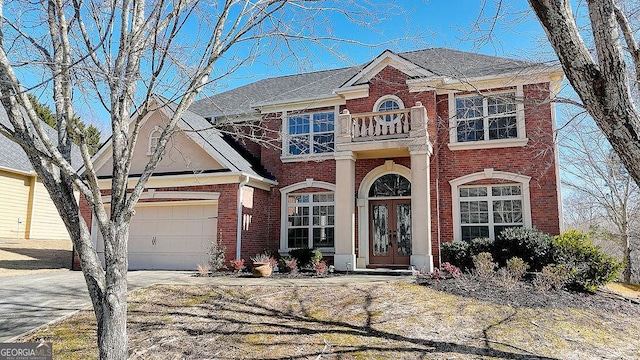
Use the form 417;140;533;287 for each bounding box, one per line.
280;153;334;163
448;138;528;151
278;248;335;256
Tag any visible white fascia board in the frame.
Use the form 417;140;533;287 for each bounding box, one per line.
255;95;345;113
342;51;434;88
406;77;446;93
97;171;275;191
435;67;565;94
333;84;370;100
0;165;35;177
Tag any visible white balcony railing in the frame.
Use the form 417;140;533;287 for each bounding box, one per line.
351;109;411;141
337;102;428;145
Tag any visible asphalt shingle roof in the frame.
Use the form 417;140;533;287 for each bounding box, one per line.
0;106;82;173
190;48;548;119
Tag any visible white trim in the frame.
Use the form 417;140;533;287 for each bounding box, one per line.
283;109;337;157
279;179;336;253
449;169;532;241
100;191;221;204
447;138;529;151
434;66;564;94
146;126;163;155
356;161;412;266
0;165;36;177
254;95;345;113
333;84;370;100
448;87;527;150
373;94;405;112
97;172;275;191
280;154;334;163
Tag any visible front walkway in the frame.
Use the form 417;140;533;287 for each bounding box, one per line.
0;270;411;341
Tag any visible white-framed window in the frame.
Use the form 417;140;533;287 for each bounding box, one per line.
287;111;335;155
455;92;517;142
450;169;532;242
459;184;524;241
373;95;405;124
286;192;335;248
448;86;527;150
147;126;162;155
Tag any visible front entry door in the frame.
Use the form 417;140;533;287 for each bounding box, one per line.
369;199;411;265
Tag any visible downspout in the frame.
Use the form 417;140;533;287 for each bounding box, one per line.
236;175;250;260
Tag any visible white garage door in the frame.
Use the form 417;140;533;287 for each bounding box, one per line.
97;202;218;270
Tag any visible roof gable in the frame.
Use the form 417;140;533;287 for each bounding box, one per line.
91;97;274;182
340;50;436;88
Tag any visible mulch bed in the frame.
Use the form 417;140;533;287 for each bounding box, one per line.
417;275;640;316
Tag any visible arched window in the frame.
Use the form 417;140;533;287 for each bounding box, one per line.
377;99;400;112
369;174;411;197
147;127;162;155
373;95;405;124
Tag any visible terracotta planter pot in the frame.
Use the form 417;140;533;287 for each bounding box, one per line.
252;263;272;277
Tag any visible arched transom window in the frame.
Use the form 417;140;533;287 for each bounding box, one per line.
369;174;411;197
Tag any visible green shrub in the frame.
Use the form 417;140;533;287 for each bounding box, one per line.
552;230;622;291
441;241;471;269
468;237;495;257
288;248;323;269
494;227;553;271
472;252;496;280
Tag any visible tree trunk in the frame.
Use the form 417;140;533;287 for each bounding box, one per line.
96;221;129;359
622;231;631;283
528;0;640;188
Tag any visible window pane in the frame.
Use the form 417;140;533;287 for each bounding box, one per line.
369;174;411;197
461;226;490;241
289;135;310;155
313;113;334;132
312;205;334;226
457;119;485;142
456;96;483;119
289;115;310;134
288;228;309;248
313;193;334;202
493;200;522;224
488;116;517;140
313;134;334;153
313;227;334;247
378;99;400;112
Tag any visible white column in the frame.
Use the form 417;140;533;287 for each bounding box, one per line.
333;151;356;270
409;147;433;272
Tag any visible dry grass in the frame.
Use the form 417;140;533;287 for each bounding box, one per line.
0;238;72;277
606;282;640;299
20;281;640;359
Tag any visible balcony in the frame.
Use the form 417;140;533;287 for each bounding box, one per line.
336;101;431;158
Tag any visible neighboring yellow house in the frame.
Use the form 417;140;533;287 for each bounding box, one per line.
0;111;79;240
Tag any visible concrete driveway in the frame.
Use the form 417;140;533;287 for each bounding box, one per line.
0;270;191;342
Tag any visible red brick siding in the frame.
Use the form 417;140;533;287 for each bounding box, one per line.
434;83;560;257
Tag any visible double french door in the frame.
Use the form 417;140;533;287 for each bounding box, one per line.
369;199;411;265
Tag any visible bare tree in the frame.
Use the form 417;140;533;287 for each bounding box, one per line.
0;1;384;358
525;0;640;192
560;113;639;282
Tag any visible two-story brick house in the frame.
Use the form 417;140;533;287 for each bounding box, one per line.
83;48;562;272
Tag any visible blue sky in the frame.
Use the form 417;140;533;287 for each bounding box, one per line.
206;1;554;93
16;1;559;131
